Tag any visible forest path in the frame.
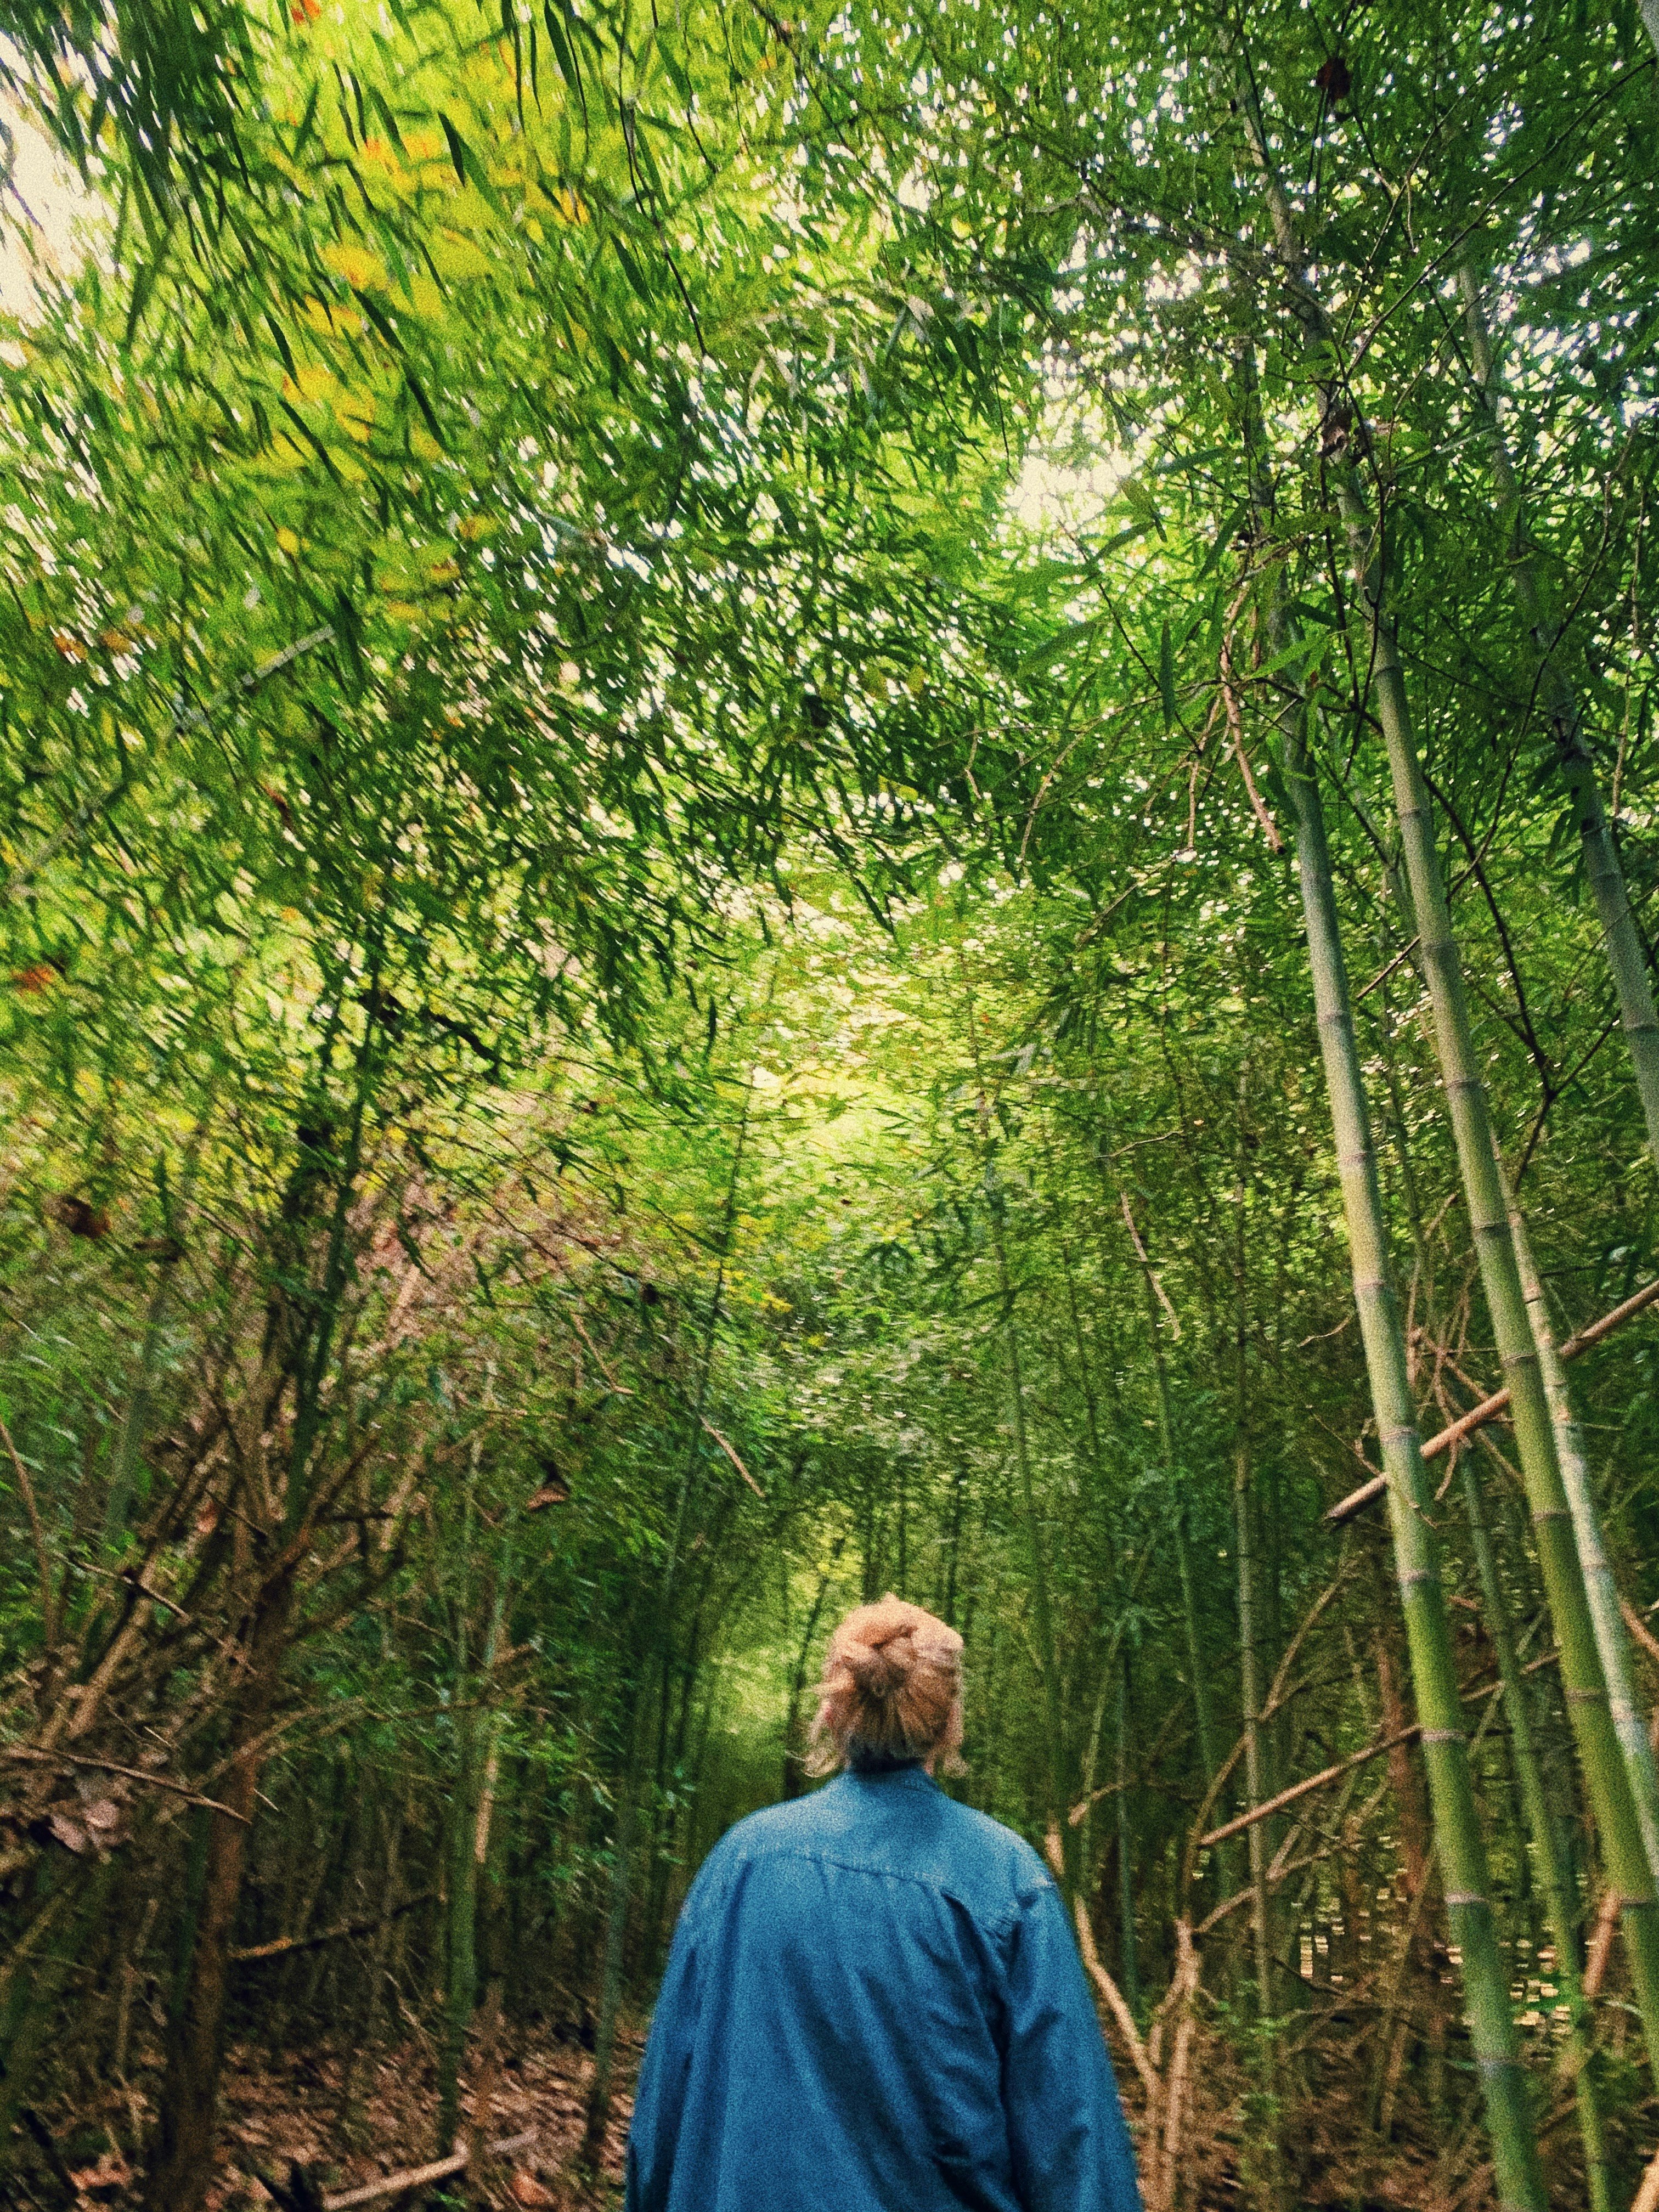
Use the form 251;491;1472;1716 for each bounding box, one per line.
48;2023;639;2210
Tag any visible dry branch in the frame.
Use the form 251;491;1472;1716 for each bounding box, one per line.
701;1419;764;1498
1198;1724;1421;1848
266;2128;536;2211
0;1743;248;1818
229;1890;435;1964
1325;1273;1659;1522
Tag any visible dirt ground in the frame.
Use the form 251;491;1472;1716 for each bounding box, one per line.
40;2025;640;2209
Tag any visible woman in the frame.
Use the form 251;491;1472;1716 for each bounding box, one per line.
625;1594;1142;2211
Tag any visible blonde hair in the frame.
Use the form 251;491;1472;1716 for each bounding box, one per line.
806;1593;965;1776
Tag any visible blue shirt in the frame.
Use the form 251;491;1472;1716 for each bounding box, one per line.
625;1765;1142;2212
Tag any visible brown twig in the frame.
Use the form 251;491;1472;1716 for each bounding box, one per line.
312;2127;534;2210
229;1889;435;1963
1623;1594;1659;1677
1119;1192;1181;1338
1582;1884;1622;2003
1218;630;1284;853
1199;1724;1421;1849
1074;1894;1159;2103
1327;1272;1659;1522
701;1419;764;1498
0;1743;249;1818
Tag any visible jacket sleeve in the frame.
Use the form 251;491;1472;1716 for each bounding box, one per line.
1001;1875;1142;2212
624;1886;705;2212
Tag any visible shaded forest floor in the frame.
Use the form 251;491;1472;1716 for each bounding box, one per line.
37;2024;640;2210
24;1978;1617;2211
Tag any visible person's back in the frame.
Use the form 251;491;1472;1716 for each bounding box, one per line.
626;1597;1141;2212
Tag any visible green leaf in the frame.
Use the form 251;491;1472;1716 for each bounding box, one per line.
1023;613;1108;674
439;112;472;188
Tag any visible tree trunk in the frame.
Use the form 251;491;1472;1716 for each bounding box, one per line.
142;1569;296;2212
581;1685;646;2172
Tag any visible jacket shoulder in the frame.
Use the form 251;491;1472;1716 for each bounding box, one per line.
939;1797;1055;1898
691;1782;1055;1932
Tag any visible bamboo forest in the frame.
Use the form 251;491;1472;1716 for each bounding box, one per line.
3;0;1659;2204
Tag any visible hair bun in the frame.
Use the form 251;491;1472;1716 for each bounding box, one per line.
847;1638;907;1699
809;1594;964;1778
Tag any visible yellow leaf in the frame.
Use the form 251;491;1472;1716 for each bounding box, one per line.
551;186;589;225
298;296;360;336
410;424;443;461
322;242;387;292
281;365;334;404
458;515;495;541
276;527;301;556
428;232;494;283
402;275;447;321
332;389;376;442
428;557;460;583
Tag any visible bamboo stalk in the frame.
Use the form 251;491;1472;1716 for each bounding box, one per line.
1499;1152;1659;1881
1232;300;1547;2202
1235;34;1659;2097
1284;707;1543;2204
1325;421;1659;2090
1348;474;1659;2090
1463;1455;1611;2212
0;1415;56;1651
1114;1174;1226;1846
963;950;1071;1887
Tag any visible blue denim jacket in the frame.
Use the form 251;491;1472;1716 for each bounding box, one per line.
625;1765;1141;2212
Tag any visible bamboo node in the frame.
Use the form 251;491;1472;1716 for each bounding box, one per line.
1419;1728;1466;1745
1443;1892;1488;1909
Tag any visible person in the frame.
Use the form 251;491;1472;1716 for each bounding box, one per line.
625;1593;1142;2212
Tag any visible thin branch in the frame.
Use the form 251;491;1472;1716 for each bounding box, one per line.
701;1419;764;1499
1327;1272;1659;1522
1199;1724;1420;1848
0;1743;249;1818
230;1890;435;1964
1119;1192;1181;1338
